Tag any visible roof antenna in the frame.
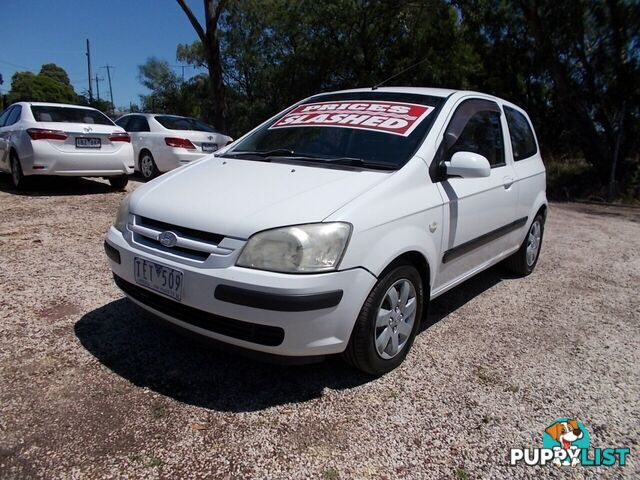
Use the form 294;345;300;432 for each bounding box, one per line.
372;57;430;90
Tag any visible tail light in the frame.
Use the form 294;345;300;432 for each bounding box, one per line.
109;132;131;143
165;137;196;149
27;128;68;140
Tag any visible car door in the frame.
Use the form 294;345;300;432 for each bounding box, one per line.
432;98;519;290
0;106;20;172
127;115;152;161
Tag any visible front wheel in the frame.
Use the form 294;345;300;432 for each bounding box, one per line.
343;263;424;375
108;175;129;190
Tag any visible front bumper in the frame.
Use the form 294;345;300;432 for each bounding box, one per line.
105;227;377;356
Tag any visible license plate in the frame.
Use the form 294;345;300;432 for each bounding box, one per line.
201;142;218;153
76;137;101;149
134;257;183;301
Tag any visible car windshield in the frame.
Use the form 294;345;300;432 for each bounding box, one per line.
226;92;445;170
30;106;114;125
155;115;217;132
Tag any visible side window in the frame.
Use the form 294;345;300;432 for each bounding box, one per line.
115;116;130;130
504;106;537;161
5;105;22;126
128;116;150;132
449;108;504;167
0;107;13;127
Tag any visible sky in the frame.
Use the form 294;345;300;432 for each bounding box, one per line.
0;0;207;108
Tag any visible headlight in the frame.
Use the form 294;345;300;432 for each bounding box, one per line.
114;194;131;232
237;223;351;273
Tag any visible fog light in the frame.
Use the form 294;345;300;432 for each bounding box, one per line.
104;241;121;264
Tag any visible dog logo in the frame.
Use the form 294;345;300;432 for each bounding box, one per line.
511;417;629;467
543;418;589;466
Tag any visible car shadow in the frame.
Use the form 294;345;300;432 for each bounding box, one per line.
0;174;121;196
74;265;513;412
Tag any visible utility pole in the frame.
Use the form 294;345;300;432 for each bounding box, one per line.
86;39;93;102
172;64;191;82
95;74;103;101
101;65;115;112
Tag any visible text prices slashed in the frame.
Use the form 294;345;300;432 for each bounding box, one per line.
269;100;434;136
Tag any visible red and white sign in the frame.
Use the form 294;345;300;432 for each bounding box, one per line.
269;100;434;137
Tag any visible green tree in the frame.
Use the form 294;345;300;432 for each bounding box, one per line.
457;0;640;200
176;0;228;131
137;57;208;117
7;69;77;104
39;63;71;85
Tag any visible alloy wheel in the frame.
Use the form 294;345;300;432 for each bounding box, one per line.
374;279;417;359
526;220;542;266
140;155;154;179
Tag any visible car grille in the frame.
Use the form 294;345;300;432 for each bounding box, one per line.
114;274;285;347
130;215;232;261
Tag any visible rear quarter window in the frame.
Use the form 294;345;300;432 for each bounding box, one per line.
504;106;538;161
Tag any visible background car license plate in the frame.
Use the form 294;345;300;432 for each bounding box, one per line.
201;142;218;152
134;257;183;301
76;137;101;149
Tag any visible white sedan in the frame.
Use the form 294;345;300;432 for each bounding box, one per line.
115;113;233;180
0;102;134;189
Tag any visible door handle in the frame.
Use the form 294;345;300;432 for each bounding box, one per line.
503;176;515;189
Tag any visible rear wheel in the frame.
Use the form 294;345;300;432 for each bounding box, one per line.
139;151;158;180
504;213;545;276
343;263;424;375
10;154;27;190
108;175;129;190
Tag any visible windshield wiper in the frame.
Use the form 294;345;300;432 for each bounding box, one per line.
219;150;397;170
322;157;398;171
220;149;316;160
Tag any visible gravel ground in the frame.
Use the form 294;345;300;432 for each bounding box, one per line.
0;176;638;479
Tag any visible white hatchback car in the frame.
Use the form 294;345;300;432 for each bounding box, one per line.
115;113;233;180
0;102;133;189
105;87;547;375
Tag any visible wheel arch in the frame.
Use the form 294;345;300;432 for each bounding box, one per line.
380;251;431;296
138;148;153;160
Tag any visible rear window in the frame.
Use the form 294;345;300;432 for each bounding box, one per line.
504;106;537;160
155;115;216;132
31;106;114;125
227;92;445;169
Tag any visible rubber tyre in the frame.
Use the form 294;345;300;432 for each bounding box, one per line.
10;154;28;190
504;212;545;276
342;263;424;375
108;175;129;190
139;151;158;180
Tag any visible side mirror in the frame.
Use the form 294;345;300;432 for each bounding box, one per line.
445;151;490;178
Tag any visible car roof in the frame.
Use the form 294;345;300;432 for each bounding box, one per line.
21;102;99;110
313;86;507;102
124;113;190;119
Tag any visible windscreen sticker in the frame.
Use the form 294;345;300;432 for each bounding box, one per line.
269;100;435;136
